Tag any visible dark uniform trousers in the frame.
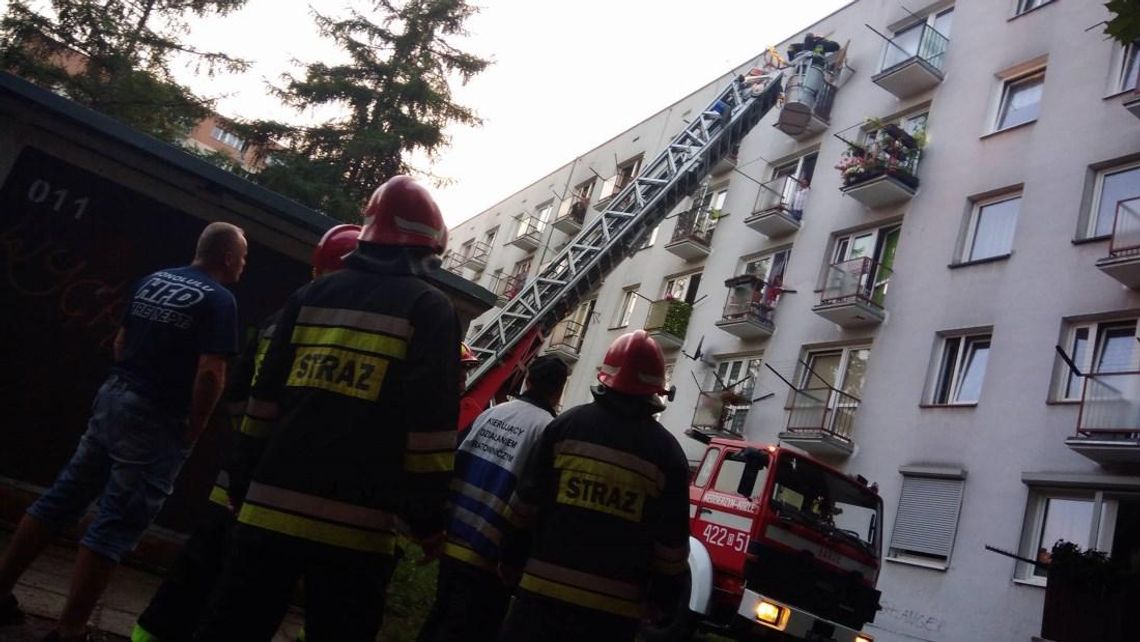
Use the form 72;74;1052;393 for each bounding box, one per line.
418;558;510;642
193;525;396;642
498;594;639;642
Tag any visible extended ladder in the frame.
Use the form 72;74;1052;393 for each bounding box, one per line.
465;70;785;387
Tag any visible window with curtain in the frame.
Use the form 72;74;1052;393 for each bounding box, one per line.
1088;163;1140;238
1057;319;1139;401
930;333;991;404
963;195;1020;262
996;72;1044;130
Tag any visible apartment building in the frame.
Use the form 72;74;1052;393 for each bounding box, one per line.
446;1;1140;640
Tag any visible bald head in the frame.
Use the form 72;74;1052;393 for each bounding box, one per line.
193;222;247;284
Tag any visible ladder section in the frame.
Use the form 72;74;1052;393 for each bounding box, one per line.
466;71;784;385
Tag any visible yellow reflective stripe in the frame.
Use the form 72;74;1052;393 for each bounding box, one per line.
240;416;273;438
451;504;503;545
443;541;496;572
291;325;407;360
525;558;642;600
405;451;455;473
238;504;396;554
554;454;659;496
555;440;665;490
208;485;229;507
131;624;161;642
452;479;509;517
244;482;397;530
295;307;413;339
407;430;457;452
519;574;641;618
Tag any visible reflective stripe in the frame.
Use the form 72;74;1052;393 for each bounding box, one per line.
451;504;503;545
553;454;660;497
131;624;160;642
405;451;455;474
393;215;446;243
407;430;457;452
525;558;643;601
295;307;413;339
292;325;408;360
246;398;279;420
451;479;509;517
519;573;640;618
209;485;230;507
238;504;396;554
443;540;497;572
240;416;273;438
244;482;397;531
555;440;665;490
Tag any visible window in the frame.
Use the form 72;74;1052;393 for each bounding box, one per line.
743;249;790;284
573;179;595;203
613;288;639;328
889;469;966;568
639;225;659;250
614;156;643;194
996;72;1044;130
930;333;992;405
693;447;721;487
962;194;1020;262
800;346;871;399
1087;162;1140;238
1055;318;1139;401
766;154;817;220
830;225;900;305
1016;0;1053;16
881;8;953;70
711;450;768;498
664;272;702;304
459;240;474;259
1016;486;1140;584
483;227;498;248
210;126;245;150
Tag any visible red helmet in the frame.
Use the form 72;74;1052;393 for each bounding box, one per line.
359;175;447;255
597;330;669;396
460;343;479;369
312;224;361;276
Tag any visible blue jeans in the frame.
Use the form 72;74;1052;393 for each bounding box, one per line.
28;375;191;562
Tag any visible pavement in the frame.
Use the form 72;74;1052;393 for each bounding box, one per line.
0;530;304;641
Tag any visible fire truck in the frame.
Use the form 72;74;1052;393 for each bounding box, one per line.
460;42;883;641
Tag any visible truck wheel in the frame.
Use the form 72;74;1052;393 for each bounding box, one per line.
639;573;696;642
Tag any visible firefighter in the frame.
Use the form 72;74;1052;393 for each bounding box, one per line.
193;176;460;642
418;355;570;642
498;330;690;642
130;224;360;642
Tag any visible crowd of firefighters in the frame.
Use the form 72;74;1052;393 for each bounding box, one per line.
0;175;692;642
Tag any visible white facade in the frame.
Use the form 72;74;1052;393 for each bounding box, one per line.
448;1;1140;640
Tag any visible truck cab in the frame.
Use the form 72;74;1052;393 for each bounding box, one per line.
687;437;882;641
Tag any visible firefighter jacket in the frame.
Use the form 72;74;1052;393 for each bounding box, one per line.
444;392;556;572
208;312;279;511
237;244;461;555
501;387;690;620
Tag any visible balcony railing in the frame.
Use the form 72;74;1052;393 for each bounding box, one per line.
756;176;810;220
1108;197;1140;258
692;389;752;436
492;273;526;303
546;319;586;359
715;274;778;340
552;197;588;234
879;23;949;75
836;124;922;197
820;257;892;308
670;208;717;246
644;298;693;349
785;386;859;442
1076;372;1140;439
509;216;545;250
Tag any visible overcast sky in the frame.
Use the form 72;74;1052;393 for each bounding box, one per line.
8;0;851;224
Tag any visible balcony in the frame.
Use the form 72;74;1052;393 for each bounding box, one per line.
744;176;808;238
1066;371;1140;464
837;124;922;209
778;386;857;457
812;257;890;328
492;273;526;306
775;52;837;140
665;208;717;261
552;198;587;235
1125;92;1140;119
715;275;776;340
1095;198;1140;288
456;241;490;272
508;216;545;252
871;23;949;99
691;389;752;438
643;298;692;350
544;319;585;363
441;252;466;276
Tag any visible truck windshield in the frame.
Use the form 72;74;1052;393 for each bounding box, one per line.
768;453;880;552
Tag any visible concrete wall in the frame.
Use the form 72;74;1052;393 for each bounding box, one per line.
448;1;1140;640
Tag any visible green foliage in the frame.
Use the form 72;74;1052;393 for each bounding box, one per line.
1049;540;1140;590
662;300;693;338
0;0;249;143
242;0;490;221
1105;1;1140;45
379;542;439;642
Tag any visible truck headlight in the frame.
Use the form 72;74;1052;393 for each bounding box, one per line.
754;600;788;630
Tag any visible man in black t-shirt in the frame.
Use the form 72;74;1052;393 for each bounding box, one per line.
0;222;246;642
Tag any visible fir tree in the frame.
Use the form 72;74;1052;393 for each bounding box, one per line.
244;0;489;220
1;0;249;143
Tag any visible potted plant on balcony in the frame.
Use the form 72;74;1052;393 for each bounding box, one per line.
835;120;925;190
1041;540;1140;642
661;296;693;339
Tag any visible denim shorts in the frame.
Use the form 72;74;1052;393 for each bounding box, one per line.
28;375;191;562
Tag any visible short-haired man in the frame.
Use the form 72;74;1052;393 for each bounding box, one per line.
419;355;571;642
0;222;246;642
